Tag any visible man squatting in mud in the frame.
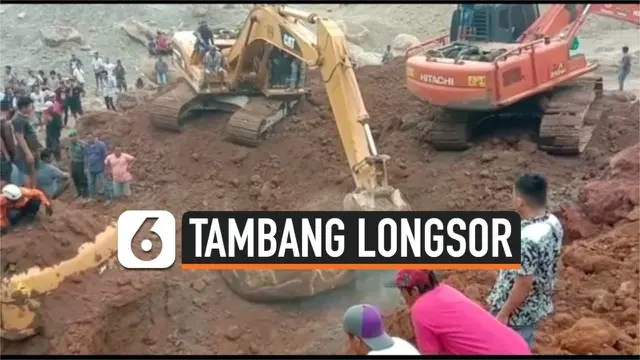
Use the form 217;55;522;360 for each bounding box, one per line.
0;183;53;235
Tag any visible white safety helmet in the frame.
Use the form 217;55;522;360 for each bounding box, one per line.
2;184;22;201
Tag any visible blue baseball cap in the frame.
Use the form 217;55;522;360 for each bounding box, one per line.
343;304;394;351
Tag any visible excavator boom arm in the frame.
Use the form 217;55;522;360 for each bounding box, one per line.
227;5;407;204
225;5;376;187
589;4;640;25
275;6;406;200
519;3;640;43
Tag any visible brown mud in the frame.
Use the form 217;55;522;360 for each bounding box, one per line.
1;58;638;355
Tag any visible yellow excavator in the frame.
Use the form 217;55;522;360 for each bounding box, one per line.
149;6;313;147
0;5;410;341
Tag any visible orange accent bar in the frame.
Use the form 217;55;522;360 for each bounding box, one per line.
182;263;521;270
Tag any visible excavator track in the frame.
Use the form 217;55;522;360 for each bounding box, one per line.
226;97;294;147
148;80;251;132
426;109;475;151
148;80;198;132
538;76;604;155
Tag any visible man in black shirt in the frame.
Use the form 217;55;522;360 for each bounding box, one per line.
43;102;63;162
68;80;85;120
69;54;83;74
197;20;214;47
11;96;42;188
114;60;127;92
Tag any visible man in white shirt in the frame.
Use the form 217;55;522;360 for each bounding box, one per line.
103;73;118;111
343;304;421;355
91;51;105;91
26;70;40;89
30;87;46;127
104;58;116;76
72;63;86;88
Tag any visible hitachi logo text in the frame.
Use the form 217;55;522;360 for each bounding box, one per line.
420;74;455;86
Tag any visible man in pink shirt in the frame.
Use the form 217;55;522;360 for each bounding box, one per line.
104;146;135;199
386;269;531;355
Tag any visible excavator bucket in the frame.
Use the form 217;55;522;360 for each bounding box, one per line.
1;226;119;341
1;281;41;341
343;187;411;212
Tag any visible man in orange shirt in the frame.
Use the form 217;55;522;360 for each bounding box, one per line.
0;184;53;235
104;146;135;199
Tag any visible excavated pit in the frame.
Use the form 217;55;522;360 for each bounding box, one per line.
2;58;639;355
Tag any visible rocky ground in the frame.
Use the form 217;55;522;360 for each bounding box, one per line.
0;4;638;91
0;3;639;356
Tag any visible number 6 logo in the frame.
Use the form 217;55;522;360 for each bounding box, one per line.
118;210;176;269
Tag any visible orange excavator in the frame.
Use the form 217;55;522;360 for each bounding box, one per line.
405;4;639;154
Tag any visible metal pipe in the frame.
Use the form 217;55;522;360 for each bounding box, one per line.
362;123;378;156
565;4;591;41
277;6;319;24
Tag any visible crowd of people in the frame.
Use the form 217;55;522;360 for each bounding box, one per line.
344;173;564;355
0;52;137;235
0;122;137;234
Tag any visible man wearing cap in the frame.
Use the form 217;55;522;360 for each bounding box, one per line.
387;269;531;355
343;304;420;355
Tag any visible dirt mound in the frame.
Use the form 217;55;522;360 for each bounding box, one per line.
384;144;640;355
73;58;639;215
0;201;112;276
580;143;640;225
3;57;639;355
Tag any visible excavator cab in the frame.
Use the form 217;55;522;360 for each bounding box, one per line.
450;4;540;43
264;47;307;99
231;42;307;100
